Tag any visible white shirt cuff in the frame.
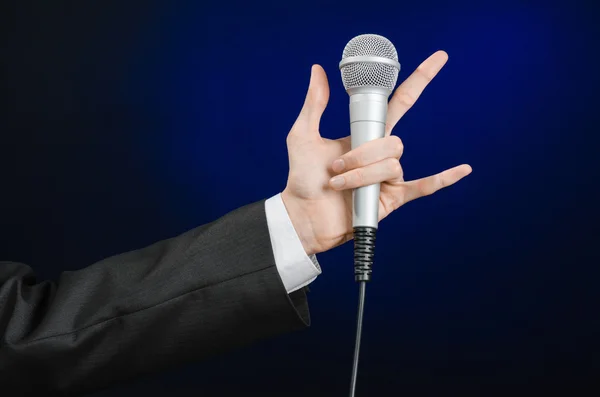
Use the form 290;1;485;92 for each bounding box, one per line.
264;193;322;294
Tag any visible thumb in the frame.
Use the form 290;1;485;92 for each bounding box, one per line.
295;64;330;134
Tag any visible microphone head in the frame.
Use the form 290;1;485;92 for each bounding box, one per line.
339;34;400;93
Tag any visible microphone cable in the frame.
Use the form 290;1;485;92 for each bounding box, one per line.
349;226;377;397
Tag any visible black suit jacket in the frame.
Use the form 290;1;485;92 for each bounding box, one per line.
0;200;311;396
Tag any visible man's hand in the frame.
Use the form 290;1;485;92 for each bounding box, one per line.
281;51;472;256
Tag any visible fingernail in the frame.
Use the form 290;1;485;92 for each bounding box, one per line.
330;176;345;188
332;159;345;172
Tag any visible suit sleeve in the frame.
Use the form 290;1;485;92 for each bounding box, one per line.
0;199;310;396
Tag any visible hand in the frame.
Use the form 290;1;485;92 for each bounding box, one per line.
281;51;472;256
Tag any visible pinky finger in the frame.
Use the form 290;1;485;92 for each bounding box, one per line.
402;164;472;203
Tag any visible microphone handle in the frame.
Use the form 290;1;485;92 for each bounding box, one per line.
349;92;388;230
349;91;389;283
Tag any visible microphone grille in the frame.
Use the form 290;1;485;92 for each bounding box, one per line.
340;34;400;91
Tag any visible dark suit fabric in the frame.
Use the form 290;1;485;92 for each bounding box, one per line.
0;200;310;396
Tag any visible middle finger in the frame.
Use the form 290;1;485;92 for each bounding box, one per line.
329;157;403;190
331;135;404;173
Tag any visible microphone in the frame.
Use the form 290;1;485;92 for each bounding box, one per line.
339;34;400;282
339;34;400;397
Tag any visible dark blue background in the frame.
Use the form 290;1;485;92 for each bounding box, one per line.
1;1;598;395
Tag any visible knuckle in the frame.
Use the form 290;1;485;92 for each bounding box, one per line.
345;151;363;169
397;91;417;108
389;135;404;157
417;64;435;82
353;169;365;185
419;177;436;196
286;128;299;144
388;158;402;174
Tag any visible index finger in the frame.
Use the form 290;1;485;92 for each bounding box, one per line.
385;50;449;136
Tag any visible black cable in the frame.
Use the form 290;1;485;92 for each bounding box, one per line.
349;281;366;397
349;226;377;397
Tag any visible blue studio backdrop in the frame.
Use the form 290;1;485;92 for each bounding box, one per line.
1;0;598;396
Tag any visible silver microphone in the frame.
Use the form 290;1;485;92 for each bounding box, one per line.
339;34;400;231
340;35;401;396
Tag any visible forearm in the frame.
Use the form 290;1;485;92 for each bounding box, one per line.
0;200;309;395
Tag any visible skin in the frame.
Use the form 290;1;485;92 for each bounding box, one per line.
281;50;472;256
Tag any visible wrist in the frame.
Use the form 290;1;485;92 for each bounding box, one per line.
281;189;319;256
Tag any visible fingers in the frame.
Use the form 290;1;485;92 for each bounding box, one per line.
329;158;403;190
292;65;330;137
385;51;449;135
401;164;472;203
331;135;404;173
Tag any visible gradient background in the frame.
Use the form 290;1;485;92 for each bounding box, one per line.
1;1;598;396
